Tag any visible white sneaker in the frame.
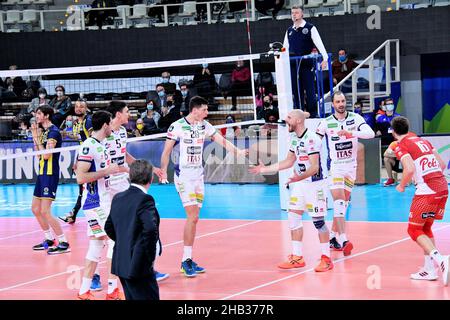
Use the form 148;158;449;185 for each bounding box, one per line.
410;267;438;281
438;256;450;286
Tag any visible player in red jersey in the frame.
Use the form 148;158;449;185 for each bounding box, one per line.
392;116;450;285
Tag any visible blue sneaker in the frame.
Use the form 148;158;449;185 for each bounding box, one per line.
90;273;102;291
47;242;71;255
180;259;197;278
191;260;206;273
154;271;170;282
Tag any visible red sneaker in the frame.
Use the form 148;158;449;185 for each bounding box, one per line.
342;241;354;256
105;288;125;300
277;255;306;269
384;178;395;186
77;290;96;300
314;255;334;272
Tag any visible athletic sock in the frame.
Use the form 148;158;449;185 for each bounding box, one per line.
94;265;100;275
339;233;348;245
57;234;67;243
44;229;53;241
79;277;92;295
107;279;118;294
320;242;331;258
430;250;444;266
329;230;336;240
424;255;435;271
292;241;303;257
182;246;193;261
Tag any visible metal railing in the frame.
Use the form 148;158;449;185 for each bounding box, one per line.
322;39;401;112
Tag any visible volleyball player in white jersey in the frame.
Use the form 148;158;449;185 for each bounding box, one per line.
157;96;247;278
250;110;333;272
75;111;127;300
316;91;375;256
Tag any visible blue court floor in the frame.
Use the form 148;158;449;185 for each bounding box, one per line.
1;183;449;223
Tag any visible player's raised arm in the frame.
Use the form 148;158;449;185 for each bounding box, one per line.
211;132;248;157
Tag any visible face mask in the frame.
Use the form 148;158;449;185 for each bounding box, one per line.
225;117;234;124
162;78;169;83
167;101;173;107
354;107;362;114
147;104;154;111
202;63;208;68
158;91;165;97
264;102;271;108
66;121;73;128
181;90;188;97
386;104;395;112
39;93;46;99
339;55;347;62
56;91;63;97
137;124;144;131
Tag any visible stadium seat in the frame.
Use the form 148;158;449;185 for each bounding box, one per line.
304;0;323;8
18;0;33;5
129;4;147;19
19;9;38;24
178;1;196;17
3;0;19;5
5;10;20;24
323;0;343;6
116;5;131;22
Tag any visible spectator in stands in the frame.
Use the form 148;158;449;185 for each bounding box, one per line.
376;97;400;146
220;115;241;138
332;49;360;91
4;65;27;98
284;6;328;118
150;85;167;110
49;85;72;128
18;120;32;140
375;99;386;121
157;94;181;132
61;115;74;139
28;87;50;116
193;63;217;101
179;83;192;116
255;0;284;18
141;100;161;129
157;72;176;95
257;95;279;122
133;118;145;137
229;60;251;111
353;101;375;130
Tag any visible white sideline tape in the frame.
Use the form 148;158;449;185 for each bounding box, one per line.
0;119;266;161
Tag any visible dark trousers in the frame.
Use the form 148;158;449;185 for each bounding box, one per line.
119;276;159;300
290;60;317;118
230;80;252;107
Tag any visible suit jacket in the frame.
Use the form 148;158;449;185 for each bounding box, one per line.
105;185;160;279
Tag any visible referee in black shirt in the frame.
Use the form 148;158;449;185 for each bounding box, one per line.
283;6;328;118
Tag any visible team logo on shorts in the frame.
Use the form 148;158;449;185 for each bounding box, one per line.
43;187;49;195
422;212;436;219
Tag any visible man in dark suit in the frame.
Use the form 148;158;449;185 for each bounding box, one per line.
104;159;161;300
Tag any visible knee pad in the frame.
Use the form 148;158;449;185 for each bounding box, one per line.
333;200;346;218
288;211;303;231
86;239;104;262
106;239;115;259
312;217;328;233
407;224;425;241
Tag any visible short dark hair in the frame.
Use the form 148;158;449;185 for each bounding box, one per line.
391;116;409;136
338;48;347;54
55;85;65;92
189;96;208;113
385;97;394;104
36;105;54;119
129;159;153;186
92;110;112;131
291;5;304;10
332;90;345;102
106;101;127;119
37;87;47;95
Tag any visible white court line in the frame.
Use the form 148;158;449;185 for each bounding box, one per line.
219;224;450;300
0;220;261;292
0;218;87;241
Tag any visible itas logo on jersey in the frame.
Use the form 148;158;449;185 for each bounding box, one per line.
419;155;440;174
335;141;353;159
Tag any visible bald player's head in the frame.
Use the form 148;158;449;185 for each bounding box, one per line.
286;110;309;132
